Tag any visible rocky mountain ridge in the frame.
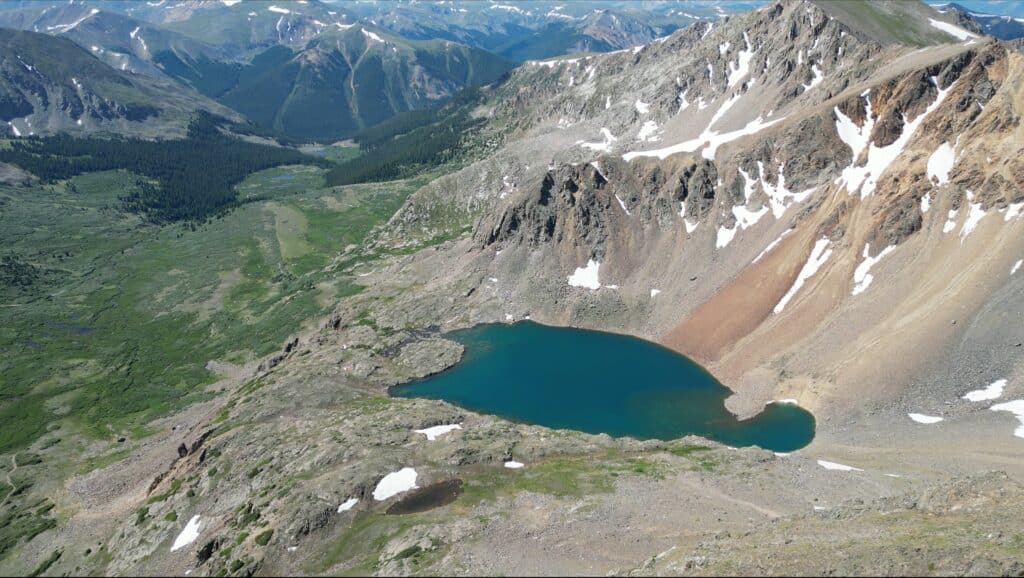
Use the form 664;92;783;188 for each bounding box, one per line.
0;28;234;137
373;0;1022;425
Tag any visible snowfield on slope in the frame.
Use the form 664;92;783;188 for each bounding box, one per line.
774;238;832;314
622;90;783;162
927;141;956;185
852;244;895;296
908;413;943;424
836;79;956;199
415;424;462;440
963;379;1006;402
990;401;1024;439
928;18;979;41
817;460;863;472
171;515;202;552
373;468;418;501
568;260;602;290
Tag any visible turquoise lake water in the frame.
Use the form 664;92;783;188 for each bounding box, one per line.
390;322;815;452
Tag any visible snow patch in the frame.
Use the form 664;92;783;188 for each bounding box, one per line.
504;460;525;469
623;97;782;162
728;166;769;232
362;29;385;43
727;32;755;88
756;162;813;219
47;8;99;32
960;199;986;241
337;498;358;513
926;141;955;185
707;92;742;131
373;468;418;501
650;289;661;298
943;209;958;233
528;57;582;69
1004;202;1023;221
752;228;792;263
732;203;768;231
637;120;660;142
833;91;874;166
990;400;1024;439
491;4;527;15
580;127;617;153
851;244;896;296
1013;260;1023;276
928;18;979;40
677;89;689;112
837;79;955;199
802;62;823;92
268;5;291;14
634;99;650;114
615;194;631;216
908;413;943;424
716;225;737;249
964;379;1007;402
679;201;700;232
414;424;462;441
171;515;202;551
546;9;575;20
817;460;863;472
774;238;832;314
568;259;601;290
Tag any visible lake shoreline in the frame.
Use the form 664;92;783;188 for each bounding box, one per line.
390;321;816;453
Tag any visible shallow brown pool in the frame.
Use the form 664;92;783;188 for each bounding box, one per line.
386;479;464;515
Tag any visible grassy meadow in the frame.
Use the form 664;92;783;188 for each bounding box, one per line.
0;164;421;453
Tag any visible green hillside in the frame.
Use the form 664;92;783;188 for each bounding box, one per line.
194;26;512;141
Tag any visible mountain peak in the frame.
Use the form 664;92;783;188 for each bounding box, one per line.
808;0;978;45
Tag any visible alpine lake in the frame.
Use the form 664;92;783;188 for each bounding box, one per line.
391;321;815;453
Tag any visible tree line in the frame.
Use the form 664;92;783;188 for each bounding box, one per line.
0;113;326;222
325;85;492;186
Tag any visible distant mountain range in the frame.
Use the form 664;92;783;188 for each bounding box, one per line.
0;27;234;138
200;25;512;140
932;2;1024;40
2;0;1020;142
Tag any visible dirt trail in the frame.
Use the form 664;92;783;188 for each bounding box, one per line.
1;454;17;509
675;476;783;518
